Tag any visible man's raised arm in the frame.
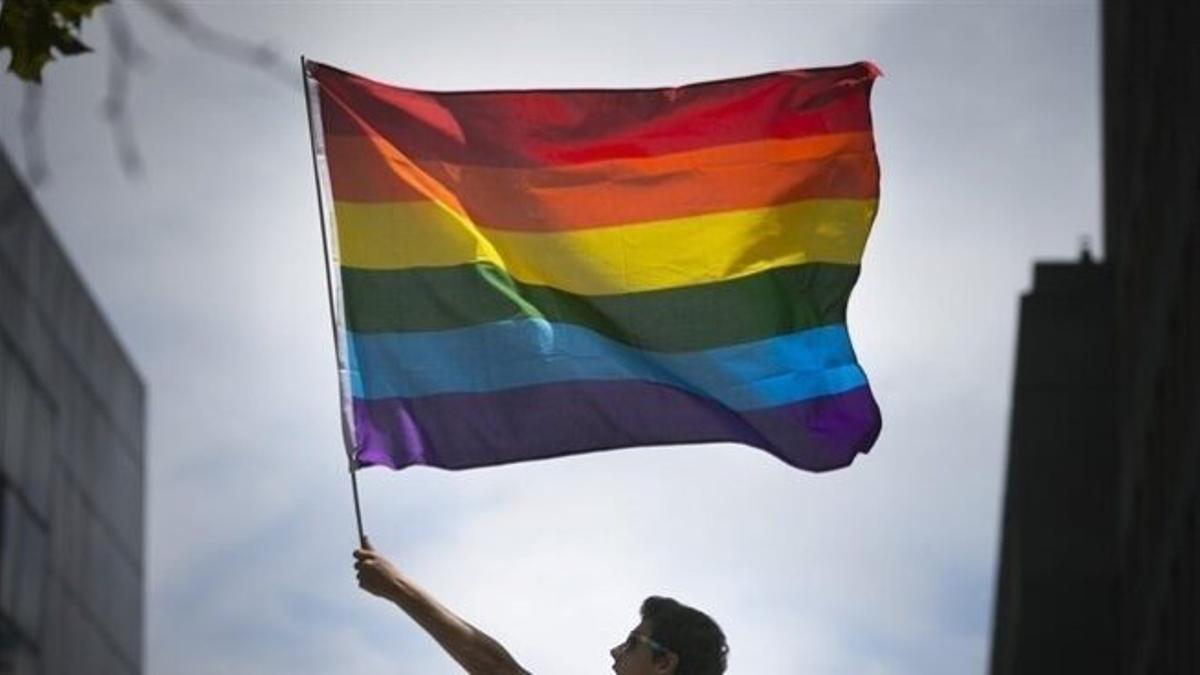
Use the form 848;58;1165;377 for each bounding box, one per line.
353;540;530;675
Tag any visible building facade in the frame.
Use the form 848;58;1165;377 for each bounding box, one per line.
992;2;1198;673
0;148;145;674
1104;2;1199;673
990;257;1119;675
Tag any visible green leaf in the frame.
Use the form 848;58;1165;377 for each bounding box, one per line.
52;0;108;25
0;0;108;83
54;30;91;55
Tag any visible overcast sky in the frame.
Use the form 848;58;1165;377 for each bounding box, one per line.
0;2;1099;673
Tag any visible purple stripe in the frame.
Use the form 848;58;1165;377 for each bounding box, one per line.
352;381;880;472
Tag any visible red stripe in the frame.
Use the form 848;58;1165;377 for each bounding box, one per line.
311;61;878;168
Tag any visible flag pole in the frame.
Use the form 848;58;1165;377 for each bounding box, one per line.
300;54;368;548
348;456;367;547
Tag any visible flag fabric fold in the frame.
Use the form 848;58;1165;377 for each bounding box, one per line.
304;59;883;472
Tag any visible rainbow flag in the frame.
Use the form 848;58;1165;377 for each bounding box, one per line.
303;59;882;472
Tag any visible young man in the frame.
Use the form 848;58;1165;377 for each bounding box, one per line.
354;542;728;674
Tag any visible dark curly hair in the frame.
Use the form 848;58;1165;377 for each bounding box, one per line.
640;596;728;675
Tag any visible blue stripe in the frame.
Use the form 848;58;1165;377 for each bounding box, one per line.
346;321;865;411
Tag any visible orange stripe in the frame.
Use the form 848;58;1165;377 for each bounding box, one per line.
325;132;878;232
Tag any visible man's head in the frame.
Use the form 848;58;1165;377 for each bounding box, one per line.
609;596;728;675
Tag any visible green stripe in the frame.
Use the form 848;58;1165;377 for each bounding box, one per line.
341;262;860;352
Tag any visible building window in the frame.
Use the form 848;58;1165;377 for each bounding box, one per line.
0;340;55;519
0;487;48;642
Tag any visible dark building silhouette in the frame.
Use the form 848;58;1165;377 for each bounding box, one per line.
991;257;1119;675
1104;1;1199;673
0;148;145;674
992;2;1198;674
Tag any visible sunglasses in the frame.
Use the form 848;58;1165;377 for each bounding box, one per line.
621;632;672;657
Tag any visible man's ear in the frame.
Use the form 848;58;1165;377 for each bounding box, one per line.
653;651;679;674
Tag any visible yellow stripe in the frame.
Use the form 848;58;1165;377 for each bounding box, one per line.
334;198;877;295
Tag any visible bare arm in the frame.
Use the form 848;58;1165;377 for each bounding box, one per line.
354;541;530;675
